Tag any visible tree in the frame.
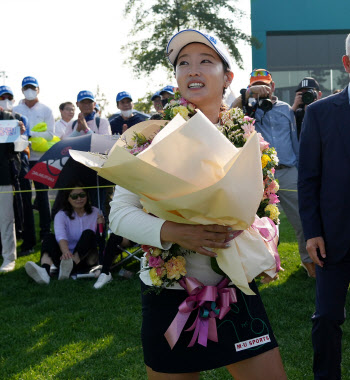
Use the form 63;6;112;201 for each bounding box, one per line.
133;91;154;114
123;0;259;77
94;85;109;116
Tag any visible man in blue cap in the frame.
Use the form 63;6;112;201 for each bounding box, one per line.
160;85;175;107
13;76;55;241
0;86;36;256
151;91;163;113
109;91;148;135
67;91;111;137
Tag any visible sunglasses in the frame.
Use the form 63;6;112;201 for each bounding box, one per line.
69;192;87;200
250;69;270;77
0;95;13;101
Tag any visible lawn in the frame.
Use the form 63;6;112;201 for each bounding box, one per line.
1;211;350;380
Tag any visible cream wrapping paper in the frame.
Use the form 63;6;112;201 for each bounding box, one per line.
70;111;278;295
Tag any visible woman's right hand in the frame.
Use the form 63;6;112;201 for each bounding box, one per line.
160;221;233;257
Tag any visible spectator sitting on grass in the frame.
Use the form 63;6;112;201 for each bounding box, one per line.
25;184;104;284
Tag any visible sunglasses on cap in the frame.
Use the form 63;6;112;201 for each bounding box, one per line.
69;192;87;200
0;94;14;101
250;69;271;77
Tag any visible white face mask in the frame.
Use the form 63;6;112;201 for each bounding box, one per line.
0;99;14;111
121;109;133;118
23;88;38;100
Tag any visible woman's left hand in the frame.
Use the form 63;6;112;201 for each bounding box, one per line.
97;213;105;225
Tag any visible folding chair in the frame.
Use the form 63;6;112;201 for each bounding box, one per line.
110;244;144;271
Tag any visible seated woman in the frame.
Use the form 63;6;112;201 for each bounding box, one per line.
25;184;104;284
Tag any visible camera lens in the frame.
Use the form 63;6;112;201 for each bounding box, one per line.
302;90;317;105
258;98;273;113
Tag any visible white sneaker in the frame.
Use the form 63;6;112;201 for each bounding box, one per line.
25;261;50;284
58;258;73;280
94;272;112;289
0;260;15;273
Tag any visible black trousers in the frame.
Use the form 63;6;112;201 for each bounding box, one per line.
29;161;51;240
41;230;98;271
312;252;350;380
19;152;36;248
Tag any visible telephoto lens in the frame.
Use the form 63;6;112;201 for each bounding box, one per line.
258;97;273;113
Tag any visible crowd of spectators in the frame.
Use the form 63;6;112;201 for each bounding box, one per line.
0;73;336;287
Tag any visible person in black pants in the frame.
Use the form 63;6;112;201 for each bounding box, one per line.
93;233;134;289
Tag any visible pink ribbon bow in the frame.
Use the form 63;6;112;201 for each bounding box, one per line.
164;277;237;349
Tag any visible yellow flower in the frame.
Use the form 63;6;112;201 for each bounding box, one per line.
150;247;162;257
165;256;187;280
149;267;163;286
172;106;189;119
261;154;271;168
264;204;280;221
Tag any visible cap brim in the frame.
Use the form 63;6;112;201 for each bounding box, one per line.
78;97;95;102
167;29;230;69
117;96;132;102
23;82;38;88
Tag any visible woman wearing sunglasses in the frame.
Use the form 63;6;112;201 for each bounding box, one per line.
25;184;103;284
109;30;286;379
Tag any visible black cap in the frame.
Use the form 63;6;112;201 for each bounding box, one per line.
296;77;320;92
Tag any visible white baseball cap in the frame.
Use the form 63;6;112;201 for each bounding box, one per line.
166;29;232;70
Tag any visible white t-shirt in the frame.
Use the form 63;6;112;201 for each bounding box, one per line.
55;119;73;139
67;116;111;138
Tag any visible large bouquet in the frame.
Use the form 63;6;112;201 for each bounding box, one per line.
70;111;279;295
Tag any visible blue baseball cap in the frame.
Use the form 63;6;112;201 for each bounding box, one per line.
167;29;232;70
151;91;161;101
160;86;175;96
22;76;39;88
116;91;132;102
0;86;14;97
77;90;95;102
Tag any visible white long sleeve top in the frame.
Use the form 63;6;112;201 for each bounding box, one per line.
109;186;223;289
13;100;55;161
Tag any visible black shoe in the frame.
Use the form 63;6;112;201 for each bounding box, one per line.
17;247;35;257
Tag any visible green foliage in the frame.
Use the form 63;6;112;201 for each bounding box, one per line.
133;91;153;114
123;0;261;77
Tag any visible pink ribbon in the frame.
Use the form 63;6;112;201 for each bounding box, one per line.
251;216;281;272
164;277;237;349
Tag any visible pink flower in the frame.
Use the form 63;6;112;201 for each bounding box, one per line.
142;245;152;254
179;98;188;107
258;133;270;151
148;256;164;268
268;193;280;204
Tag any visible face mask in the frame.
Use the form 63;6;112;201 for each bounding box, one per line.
0;99;13;111
161;98;169;107
121;109;133;118
23;88;37;100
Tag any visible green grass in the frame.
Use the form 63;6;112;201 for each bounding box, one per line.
1;211;350;379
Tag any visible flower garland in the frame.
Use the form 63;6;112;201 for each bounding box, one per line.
122;89;280;289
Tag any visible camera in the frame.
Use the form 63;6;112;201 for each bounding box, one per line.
301;89;318;105
246;96;273;115
257;97;273;113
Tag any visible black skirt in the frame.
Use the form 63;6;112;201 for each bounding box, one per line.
141;279;278;373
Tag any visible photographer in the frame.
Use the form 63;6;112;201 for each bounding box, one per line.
291;77;322;139
238;69;314;277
